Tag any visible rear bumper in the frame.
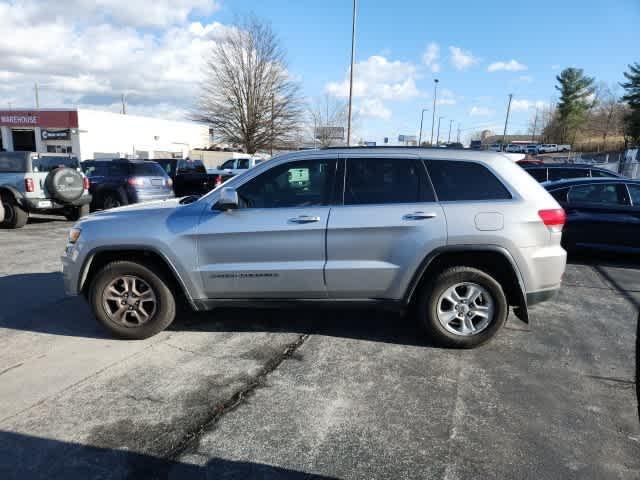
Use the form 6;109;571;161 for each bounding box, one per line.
129;190;174;203
23;194;92;211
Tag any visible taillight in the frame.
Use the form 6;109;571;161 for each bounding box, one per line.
83;176;90;191
127;177;145;187
539;208;566;233
25;177;35;192
214;175;222;187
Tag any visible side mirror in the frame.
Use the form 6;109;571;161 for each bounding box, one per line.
216;187;239;211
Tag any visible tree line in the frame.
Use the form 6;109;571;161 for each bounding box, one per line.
538;64;640;151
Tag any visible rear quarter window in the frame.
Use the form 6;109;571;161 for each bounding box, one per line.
0;153;25;172
425;160;512;201
32;156;80;172
590;169;616;178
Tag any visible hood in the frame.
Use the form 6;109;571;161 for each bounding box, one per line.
92;197;183;216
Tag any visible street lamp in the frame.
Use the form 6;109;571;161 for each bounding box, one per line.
436;116;445;145
346;0;357;147
430;79;439;145
418;108;429;146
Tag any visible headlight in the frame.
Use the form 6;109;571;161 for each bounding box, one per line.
68;227;82;244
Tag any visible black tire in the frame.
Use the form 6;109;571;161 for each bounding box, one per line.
101;192;123;210
45;168;84;203
0;194;28;229
89;261;176;339
416;266;508;349
64;204;90;221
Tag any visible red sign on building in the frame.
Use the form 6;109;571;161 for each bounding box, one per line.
0;110;79;128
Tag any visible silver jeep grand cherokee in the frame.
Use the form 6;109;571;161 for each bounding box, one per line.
62;148;566;348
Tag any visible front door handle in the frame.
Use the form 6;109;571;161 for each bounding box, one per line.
403;211;437;220
289;215;321;224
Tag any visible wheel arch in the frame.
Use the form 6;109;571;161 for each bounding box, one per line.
0;185;24;204
405;246;529;323
79;247;197;310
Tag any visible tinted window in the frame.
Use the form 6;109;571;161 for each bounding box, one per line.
590;169;617;178
32;156;79;172
627;184;640;206
426;160;511;201
568;184;622;205
344;158;432;205
549;187;569;203
526;168;548;182
548;168;589;181
237;158;250;169
0;152;25;172
237;159;335;208
220;159;235;169
155;159;174;175
131;163;167;177
108;163;129;176
177;159;206;174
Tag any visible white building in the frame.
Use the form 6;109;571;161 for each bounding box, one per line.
0;108;210;159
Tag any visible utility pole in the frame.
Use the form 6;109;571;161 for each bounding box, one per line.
531;107;538;142
436;116;444;145
447;119;453;144
121;94;127;115
34;82;40;109
430;79;439;145
346;0;357;147
418;108;428;146
456;123;461;143
502;93;513;145
270;94;275;156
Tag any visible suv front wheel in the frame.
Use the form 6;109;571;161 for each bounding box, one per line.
90;261;176;339
417;266;508;348
64;204;90;222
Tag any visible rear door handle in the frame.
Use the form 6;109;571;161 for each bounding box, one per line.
403;211;437;220
289;215;321;224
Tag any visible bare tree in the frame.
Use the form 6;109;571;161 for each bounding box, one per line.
307;95;348;148
195;16;302;153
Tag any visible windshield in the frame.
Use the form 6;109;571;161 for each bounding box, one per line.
178;159;206;173
32;156;80;172
130;162;168;177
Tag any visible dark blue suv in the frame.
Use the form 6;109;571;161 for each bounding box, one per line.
81;159;174;210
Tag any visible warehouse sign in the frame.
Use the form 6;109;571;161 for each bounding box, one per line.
41;129;71;140
0;110;79;128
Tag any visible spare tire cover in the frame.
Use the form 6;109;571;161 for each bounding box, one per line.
45;167;84;203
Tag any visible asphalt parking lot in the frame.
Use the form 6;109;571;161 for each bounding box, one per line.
1;216;638;479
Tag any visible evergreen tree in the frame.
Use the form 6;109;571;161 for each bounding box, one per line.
620;62;640;145
555;68;595;143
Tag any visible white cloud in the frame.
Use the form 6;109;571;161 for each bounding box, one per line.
0;0;232;117
469;106;494;117
449;46;478;71
487;60;527;72
325;55;423;120
422;42;440;73
510;99;545;111
358;98;391;120
436;88;458;106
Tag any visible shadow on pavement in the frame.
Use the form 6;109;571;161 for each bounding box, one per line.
0;430;339;480
26;215;69;225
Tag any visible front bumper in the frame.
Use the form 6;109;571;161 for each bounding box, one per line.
23;194;92;211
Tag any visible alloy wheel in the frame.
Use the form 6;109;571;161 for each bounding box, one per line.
436;282;495;336
101;275;157;327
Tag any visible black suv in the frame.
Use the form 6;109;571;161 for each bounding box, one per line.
81;159;174;210
153;158;221;197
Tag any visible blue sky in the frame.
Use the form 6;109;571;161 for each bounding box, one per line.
1;0;638;144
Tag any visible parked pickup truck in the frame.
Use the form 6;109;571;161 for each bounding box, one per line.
154;158;222;197
538;144;571;154
206;156;264;180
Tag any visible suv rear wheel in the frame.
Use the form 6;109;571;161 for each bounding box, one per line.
102;193;122;210
89;261;176;339
417;266;508;348
0;194;28;229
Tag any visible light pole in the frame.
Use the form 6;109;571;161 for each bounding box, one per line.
436;116;445;145
502;93;513;146
346;0;357;147
418;108;429;146
429;78;439;145
447;119;453;144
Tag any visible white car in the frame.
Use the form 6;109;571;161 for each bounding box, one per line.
506;144;525;153
538;144;559;154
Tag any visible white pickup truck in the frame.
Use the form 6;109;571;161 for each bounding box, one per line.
206;156;265;181
538;144;571;153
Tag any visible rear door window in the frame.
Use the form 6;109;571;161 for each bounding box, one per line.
344;158;433;205
426;160;512;201
177;159;206;174
567;184;624;205
131;163;167;177
548;168;589;181
32;156;79;172
0;153;25;172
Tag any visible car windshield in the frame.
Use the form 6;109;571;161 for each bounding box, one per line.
32;156;80;172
